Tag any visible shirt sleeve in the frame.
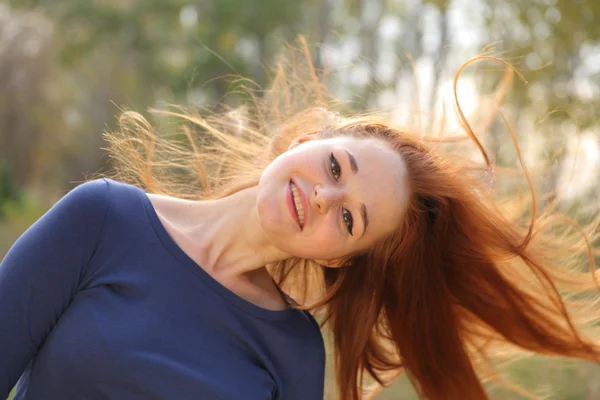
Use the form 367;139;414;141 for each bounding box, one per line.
0;178;109;397
286;322;326;400
287;362;325;400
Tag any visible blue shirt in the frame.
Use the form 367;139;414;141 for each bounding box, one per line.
0;178;325;400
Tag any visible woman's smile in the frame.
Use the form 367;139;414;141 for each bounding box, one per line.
288;179;307;229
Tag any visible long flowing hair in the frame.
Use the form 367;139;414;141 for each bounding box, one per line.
101;40;600;399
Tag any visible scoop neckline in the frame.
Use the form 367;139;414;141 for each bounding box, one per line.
137;186;296;321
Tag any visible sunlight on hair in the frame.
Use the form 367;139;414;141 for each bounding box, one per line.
558;132;599;202
100;37;600;400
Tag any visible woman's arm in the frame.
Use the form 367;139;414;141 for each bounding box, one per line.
0;179;109;397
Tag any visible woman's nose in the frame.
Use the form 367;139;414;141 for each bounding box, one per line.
313;184;343;214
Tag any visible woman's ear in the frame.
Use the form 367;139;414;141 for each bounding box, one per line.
288;130;320;151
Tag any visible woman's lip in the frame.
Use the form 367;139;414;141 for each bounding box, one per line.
287;181;302;230
291;178;309;228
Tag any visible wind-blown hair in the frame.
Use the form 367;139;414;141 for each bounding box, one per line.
102;42;600;399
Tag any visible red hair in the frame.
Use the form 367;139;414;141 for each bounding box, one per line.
270;116;600;399
103;43;600;399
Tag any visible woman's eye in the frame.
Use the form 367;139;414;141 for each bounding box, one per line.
328;152;352;235
329;153;341;180
342;208;354;236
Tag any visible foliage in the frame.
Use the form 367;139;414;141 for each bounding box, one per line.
0;160;20;219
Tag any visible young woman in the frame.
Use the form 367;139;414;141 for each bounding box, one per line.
1;50;599;400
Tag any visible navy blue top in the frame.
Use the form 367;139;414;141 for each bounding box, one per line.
0;178;325;400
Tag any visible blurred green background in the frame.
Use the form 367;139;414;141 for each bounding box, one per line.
1;0;599;399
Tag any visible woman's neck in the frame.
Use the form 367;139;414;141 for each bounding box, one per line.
150;186;290;280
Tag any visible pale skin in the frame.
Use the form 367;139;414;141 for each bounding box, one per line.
148;133;410;310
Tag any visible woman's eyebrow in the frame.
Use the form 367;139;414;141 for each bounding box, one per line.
344;149;359;174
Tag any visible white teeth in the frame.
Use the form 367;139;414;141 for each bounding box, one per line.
290;182;305;227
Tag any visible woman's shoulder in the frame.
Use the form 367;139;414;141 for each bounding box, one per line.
285;302;325;355
62;178;140;220
60;178;155;240
66;178;141;203
47;178;112;226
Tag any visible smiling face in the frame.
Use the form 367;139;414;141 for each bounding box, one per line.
256;134;410;266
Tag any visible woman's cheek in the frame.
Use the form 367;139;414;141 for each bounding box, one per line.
308;226;343;255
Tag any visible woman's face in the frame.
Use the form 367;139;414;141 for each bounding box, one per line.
257;134;410;266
